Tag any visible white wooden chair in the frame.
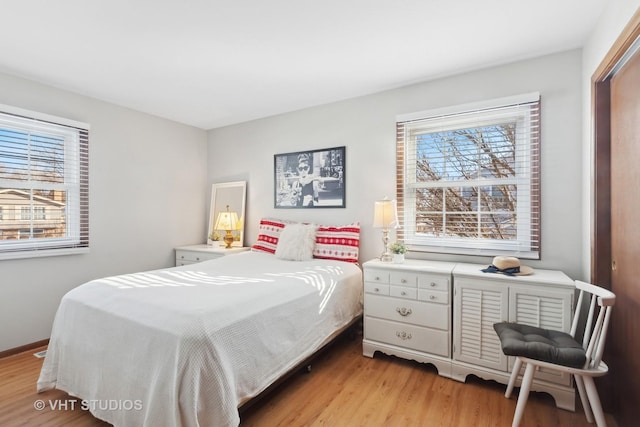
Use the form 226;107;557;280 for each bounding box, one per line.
494;280;615;427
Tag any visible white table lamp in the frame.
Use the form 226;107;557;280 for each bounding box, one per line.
373;197;398;262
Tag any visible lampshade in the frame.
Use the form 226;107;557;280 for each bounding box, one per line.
373;198;398;229
214;208;239;231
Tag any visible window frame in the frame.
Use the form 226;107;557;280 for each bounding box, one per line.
396;93;540;259
0;104;89;260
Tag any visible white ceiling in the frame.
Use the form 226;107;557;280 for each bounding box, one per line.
0;0;606;130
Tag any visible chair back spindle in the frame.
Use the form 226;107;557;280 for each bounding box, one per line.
570;288;585;338
582;294;597;349
574;281;615;369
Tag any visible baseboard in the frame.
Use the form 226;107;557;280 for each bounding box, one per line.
0;339;49;359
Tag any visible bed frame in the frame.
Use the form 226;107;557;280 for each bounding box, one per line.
239;315;362;414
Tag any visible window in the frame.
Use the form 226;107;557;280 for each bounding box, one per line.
396;93;540;258
20;206;30;221
0;104;89;259
34;206;46;220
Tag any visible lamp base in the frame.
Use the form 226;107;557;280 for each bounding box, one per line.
379;228;392;262
380;252;393;262
223;231;234;249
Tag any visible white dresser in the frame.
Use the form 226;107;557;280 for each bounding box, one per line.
362;259;456;378
174;244;249;266
362;259;578;410
450;262;576;410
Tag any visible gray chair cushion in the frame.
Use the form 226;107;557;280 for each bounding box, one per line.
493;322;586;368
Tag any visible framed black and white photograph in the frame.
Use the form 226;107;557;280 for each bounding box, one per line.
274;146;345;208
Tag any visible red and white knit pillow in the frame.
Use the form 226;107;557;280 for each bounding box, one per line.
312;222;360;263
251;218;294;254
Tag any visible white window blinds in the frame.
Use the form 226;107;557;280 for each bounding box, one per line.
0;105;89;259
396;93;540;258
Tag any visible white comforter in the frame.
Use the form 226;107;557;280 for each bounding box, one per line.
37;251;363;427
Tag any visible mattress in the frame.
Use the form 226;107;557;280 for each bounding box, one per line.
37;251;363;426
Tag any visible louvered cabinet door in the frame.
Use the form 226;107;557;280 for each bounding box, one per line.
509;285;573;331
508;285;574;385
453;279;508;371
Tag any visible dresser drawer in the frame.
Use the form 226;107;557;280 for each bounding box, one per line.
418;274;450;292
390;285;417;300
175;250;220;264
418;289;449;305
365;317;449;357
365;294;449;330
364;282;390;296
364;269;390;284
390;271;418;287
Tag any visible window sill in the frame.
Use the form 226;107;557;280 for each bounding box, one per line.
0;247;89;261
407;244;539;260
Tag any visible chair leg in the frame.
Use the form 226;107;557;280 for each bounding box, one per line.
575;374;594;423
583;376;607;427
505;357;523;398
512;363;536;427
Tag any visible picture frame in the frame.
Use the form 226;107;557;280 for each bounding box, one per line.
274;146;345;208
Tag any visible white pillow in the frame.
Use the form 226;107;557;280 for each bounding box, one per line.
275;223;318;261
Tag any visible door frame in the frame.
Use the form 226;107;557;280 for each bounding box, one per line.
591;8;640;419
591;9;640;286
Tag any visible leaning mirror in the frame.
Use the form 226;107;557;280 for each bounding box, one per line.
207;181;247;248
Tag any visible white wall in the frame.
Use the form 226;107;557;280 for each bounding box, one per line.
0;72;208;352
208;49;584;278
581;1;640;280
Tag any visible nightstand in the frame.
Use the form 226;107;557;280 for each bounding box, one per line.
174;244;250;266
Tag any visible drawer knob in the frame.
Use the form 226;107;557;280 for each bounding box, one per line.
396;331;412;340
401;291;407;296
374;287;380;292
375;276;381;281
429;295;436;300
196;257;200;261
430;282;437;287
396;307;412;317
401;279;407;284
181;255;185;259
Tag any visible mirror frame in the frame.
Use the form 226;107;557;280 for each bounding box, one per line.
207;181;247;248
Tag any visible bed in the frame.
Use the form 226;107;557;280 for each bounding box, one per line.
37;247;363;427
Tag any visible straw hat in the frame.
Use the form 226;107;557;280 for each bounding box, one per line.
482;256;534;276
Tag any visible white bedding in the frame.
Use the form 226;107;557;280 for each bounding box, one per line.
37;251;363;427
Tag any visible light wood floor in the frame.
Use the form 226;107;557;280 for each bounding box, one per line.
0;334;617;427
